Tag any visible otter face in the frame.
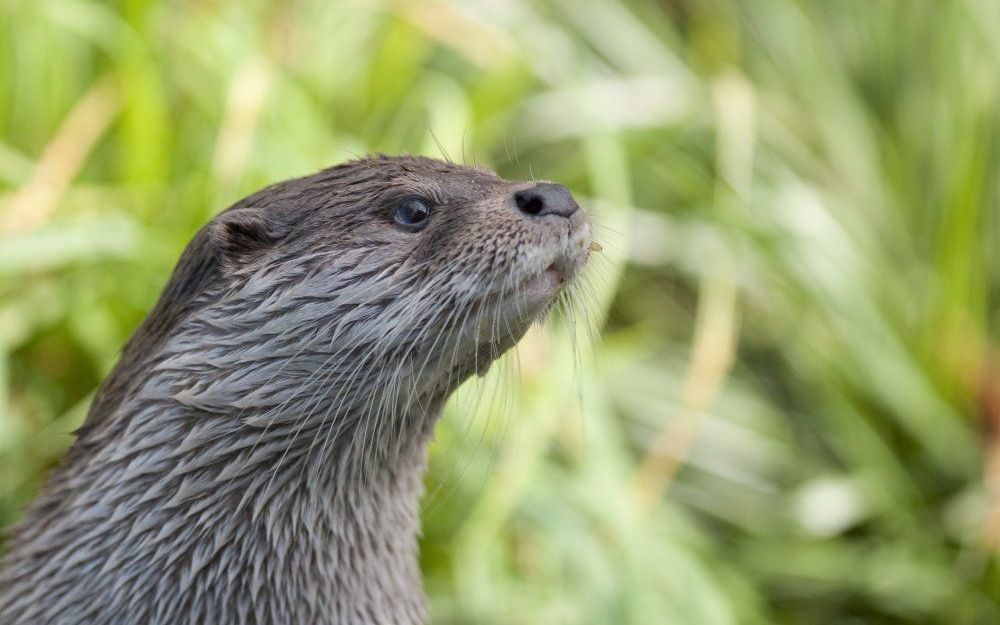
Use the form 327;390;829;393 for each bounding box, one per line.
155;155;590;450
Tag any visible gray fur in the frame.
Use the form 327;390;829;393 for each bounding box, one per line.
0;155;592;624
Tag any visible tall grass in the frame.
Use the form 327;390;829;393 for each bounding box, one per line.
2;0;998;622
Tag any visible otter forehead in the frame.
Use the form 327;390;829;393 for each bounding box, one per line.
365;154;503;185
323;155;507;204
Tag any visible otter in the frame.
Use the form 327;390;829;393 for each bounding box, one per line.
0;155;591;624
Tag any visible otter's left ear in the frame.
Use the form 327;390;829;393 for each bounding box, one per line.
208;207;287;269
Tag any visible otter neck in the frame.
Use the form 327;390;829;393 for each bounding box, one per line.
1;382;444;625
252;408;435;625
135;396;443;624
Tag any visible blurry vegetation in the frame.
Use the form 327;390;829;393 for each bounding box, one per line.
2;0;1000;622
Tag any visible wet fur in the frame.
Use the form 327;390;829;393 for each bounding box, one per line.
0;156;591;624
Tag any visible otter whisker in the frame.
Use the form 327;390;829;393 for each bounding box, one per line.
239;265;410;447
248;270;419;490
421;277;513;510
257;263;435;496
342;269;461;479
430;265;528;512
358;270;461;463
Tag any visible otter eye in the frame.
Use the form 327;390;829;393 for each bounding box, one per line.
393;197;431;230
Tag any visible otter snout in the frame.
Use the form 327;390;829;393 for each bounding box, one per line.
512;183;579;219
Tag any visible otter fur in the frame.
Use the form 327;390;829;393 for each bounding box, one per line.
0;155;592;624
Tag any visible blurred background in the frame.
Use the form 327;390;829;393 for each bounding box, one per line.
2;0;999;622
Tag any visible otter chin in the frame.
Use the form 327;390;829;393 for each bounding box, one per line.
0;155;591;625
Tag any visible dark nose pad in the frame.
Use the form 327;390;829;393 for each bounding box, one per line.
513;183;579;219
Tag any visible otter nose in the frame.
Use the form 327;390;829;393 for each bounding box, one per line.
513;183;579;219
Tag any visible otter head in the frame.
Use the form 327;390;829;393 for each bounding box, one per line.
121;155;591;467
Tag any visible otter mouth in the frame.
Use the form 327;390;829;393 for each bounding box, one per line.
521;263;565;301
499;253;584;317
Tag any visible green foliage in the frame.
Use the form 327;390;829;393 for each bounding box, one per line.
2;0;999;622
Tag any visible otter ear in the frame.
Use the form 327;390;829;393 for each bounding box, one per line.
208;207;286;269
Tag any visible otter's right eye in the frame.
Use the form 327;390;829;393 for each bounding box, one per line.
393;197;431;230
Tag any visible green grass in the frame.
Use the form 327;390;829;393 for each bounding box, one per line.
2;0;999;622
